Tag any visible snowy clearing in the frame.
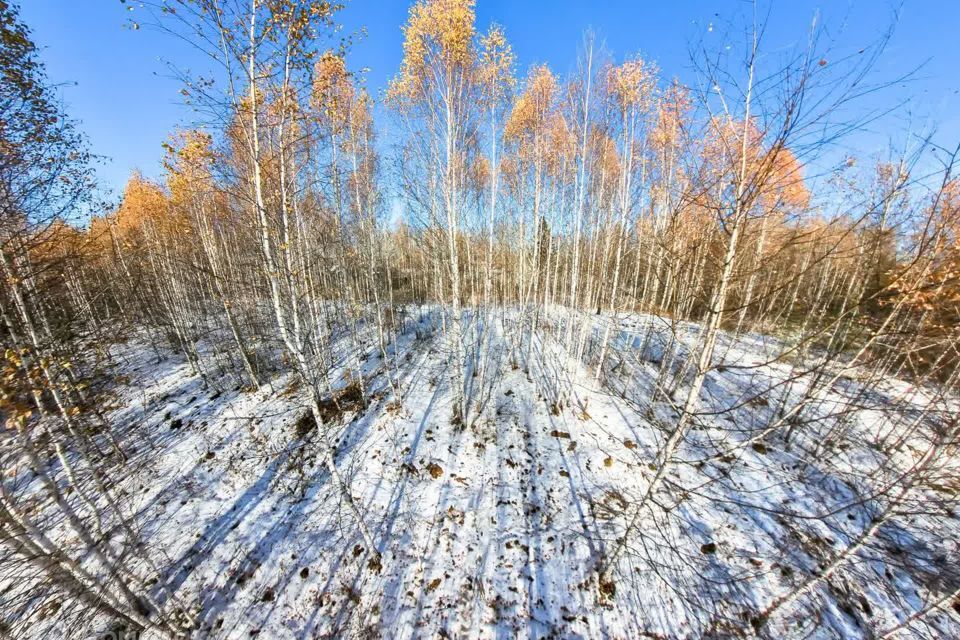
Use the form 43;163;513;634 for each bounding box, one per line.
9;309;956;639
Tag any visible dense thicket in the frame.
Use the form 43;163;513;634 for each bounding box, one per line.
1;0;958;638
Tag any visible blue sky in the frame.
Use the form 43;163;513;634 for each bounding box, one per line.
19;0;960;200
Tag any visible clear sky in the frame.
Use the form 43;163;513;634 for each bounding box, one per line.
18;0;960;201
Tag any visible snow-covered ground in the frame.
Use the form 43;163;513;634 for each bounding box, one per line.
11;309;960;639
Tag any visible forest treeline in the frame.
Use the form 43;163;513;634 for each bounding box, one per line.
27;1;960;394
1;0;959;637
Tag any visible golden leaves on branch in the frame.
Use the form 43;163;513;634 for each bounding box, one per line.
312;50;353;131
606;56;658;112
388;0;478;104
468;156;491;192
545;113;575;177
591;129;622;187
504;65;558;147
696;115;810;216
894;179;960;309
650;80;691;153
115;173;171;235
165;130;216;208
262;1;341;52
478;24;514;104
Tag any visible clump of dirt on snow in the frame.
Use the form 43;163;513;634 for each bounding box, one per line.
292;380;366;438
